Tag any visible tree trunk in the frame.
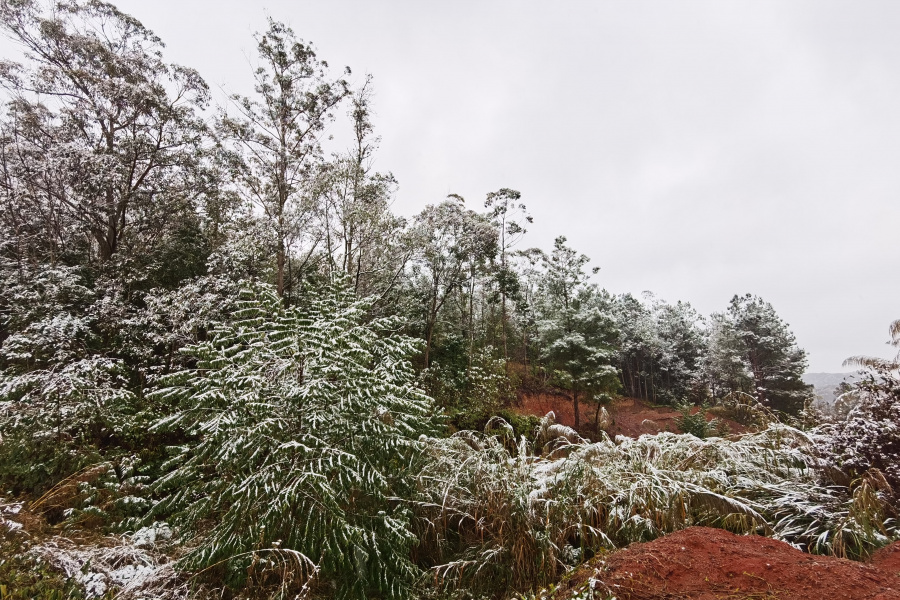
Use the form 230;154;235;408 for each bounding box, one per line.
467;276;474;376
573;388;580;429
523;327;528;374
502;292;508;363
276;242;285;297
425;292;438;367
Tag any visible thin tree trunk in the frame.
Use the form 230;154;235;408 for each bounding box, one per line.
523;327;528;374
573;388;580;429
276;242;285;297
468;274;475;375
425;292;438;367
502;293;508;363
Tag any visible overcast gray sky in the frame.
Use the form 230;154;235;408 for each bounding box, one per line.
114;0;897;372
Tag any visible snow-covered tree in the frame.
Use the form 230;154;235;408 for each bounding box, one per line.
149;280;437;599
615;294;707;404
218;19;349;299
706;294;811;414
315;78;411;303
484;188;531;361
823;318;900;492
409;197;497;367
536;237;618;428
0;0;212;269
0;263;138;493
821;364;900;493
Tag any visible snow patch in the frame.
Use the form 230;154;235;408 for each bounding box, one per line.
27;523;178;599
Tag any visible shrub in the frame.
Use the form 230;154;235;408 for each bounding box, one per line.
674;402;728;439
820;367;900;495
149;281;437;599
449;408;541;444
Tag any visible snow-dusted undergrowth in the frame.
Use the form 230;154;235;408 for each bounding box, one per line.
147;281;437;599
23;523;185;600
412;412;898;596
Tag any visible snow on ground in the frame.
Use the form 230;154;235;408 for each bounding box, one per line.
26;522;182;599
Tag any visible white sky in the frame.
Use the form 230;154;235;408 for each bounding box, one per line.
110;1;900;370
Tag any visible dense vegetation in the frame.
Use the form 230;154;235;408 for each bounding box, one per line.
0;2;897;599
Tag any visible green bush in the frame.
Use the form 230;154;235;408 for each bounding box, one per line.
148;281;437;599
674;402;729;439
450;408;541;443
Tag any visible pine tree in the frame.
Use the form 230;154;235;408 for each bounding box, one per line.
536;237;618;428
707;294;812;414
614;294;706;404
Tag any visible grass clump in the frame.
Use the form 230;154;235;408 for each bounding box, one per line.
410;415;898;598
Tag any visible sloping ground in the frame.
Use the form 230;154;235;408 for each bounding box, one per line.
549;527;900;600
516;391;579;428
875;542;900;578
605;397;747;438
515;393;746;438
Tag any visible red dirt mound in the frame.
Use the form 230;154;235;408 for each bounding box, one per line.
874;541;900;577
556;527;900;600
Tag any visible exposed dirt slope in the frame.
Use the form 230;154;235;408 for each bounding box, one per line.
552;527;900;600
875;542;900;578
604;397;747;438
515;394;746;438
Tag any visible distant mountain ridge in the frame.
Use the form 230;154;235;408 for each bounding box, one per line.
802;372;860;405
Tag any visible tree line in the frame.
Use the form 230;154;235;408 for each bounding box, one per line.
0;0;813;445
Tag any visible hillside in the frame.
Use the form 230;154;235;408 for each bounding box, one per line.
515;393;748;438
0;2;898;599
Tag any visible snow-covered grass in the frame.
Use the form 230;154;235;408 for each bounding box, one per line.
27;524;177;599
411;412;898;597
0;498;194;600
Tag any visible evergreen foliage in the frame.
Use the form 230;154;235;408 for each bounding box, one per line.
148;280;437;599
615;294;707;405
673;402;728;439
707;294;812;415
536;237;619;429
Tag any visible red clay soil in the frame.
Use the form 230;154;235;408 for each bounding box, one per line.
604;397;746;438
515;394;746;438
517;391;579;428
557;527;900;600
874;541;900;577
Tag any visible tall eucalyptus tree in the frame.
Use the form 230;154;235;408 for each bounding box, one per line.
484;188;531;361
0;0;211;269
315;77;410;301
218;19;349;298
411;196;497;367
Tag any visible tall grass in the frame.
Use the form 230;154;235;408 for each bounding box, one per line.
411;413;897;597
